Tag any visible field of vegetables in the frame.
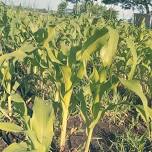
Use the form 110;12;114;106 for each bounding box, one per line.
0;2;152;152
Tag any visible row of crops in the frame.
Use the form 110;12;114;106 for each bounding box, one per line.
0;2;152;152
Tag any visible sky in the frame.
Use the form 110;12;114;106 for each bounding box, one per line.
2;0;137;20
2;0;61;10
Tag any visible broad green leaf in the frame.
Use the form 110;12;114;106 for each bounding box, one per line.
120;79;149;121
63;86;73;108
43;26;56;49
90;76;118;125
68;45;82;65
136;105;147;122
61;66;73;112
136;105;152;123
0;51;24;64
100;76;118;99
11;93;24;103
47;48;62;64
1;65;11;81
77;28;109;62
30;22;38;33
145;39;152;48
60;41;70;56
11;93;27;116
30;97;54;151
78;92;89;124
3;142;28;152
148;107;152;118
90;83;100;103
126;37;137;79
92;102;101;120
0;123;24;132
77;63;85;79
90;67;99;82
0;42;35;64
19;42;36;53
99;69;107;83
11;81;20;94
100;28;119;67
83;85;92;97
26;130;44;152
61;66;72;92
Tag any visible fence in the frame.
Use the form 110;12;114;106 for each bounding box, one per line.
134;13;152;28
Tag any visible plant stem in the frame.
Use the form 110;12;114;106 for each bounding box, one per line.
8;95;12;116
148;120;152;138
128;63;136;80
60;108;68;151
7;82;12;116
84;128;93;152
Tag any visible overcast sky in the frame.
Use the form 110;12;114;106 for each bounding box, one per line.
2;0;61;10
2;0;137;19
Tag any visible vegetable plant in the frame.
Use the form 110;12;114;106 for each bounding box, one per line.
0;96;55;152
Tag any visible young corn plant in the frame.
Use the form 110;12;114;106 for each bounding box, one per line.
79;73;119;152
0;96;55;152
34;25;75;151
0;61;12;116
119;34;152;138
120;79;152;138
59;66;73;150
0;42;35;116
76;27;119;151
125;36;138;80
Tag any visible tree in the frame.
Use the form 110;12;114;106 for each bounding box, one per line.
102;0;152;14
67;0;98;13
57;1;67;15
66;0;80;14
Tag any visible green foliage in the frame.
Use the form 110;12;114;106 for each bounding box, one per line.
0;3;151;152
102;0;152;14
0;97;55;152
3;142;28;152
57;1;68;15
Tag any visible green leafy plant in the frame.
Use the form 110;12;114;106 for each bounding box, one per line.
0;97;55;152
120;79;152;138
0;3;152;152
0;42;35;116
75;26;120;152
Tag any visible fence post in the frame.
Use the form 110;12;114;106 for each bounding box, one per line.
134;13;151;28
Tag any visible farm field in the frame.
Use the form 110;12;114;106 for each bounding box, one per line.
0;1;152;152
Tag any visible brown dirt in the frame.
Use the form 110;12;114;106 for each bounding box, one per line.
0;113;151;152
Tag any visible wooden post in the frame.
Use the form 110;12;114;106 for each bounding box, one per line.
134;13;151;28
